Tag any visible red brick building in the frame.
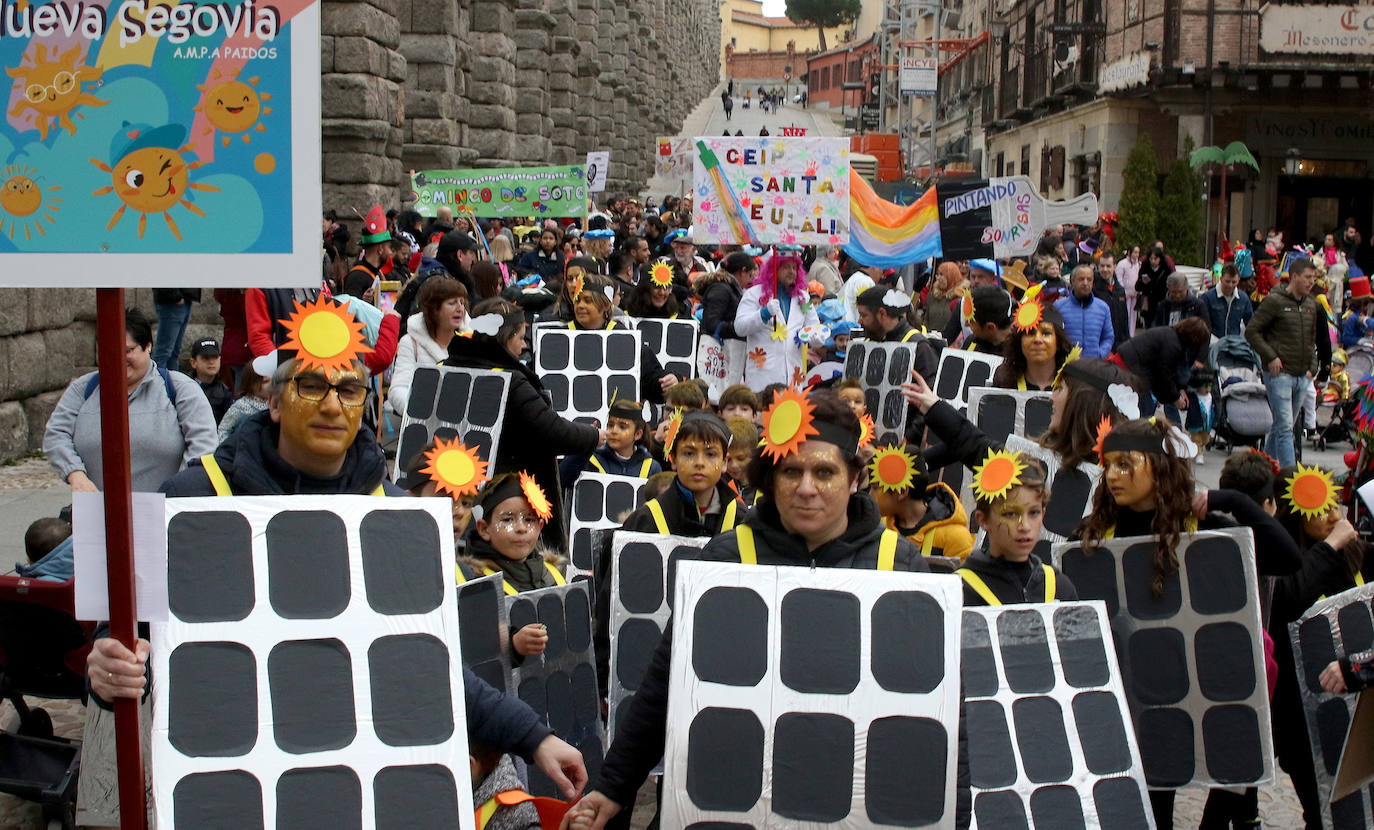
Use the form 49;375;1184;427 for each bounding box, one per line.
805;35;880;110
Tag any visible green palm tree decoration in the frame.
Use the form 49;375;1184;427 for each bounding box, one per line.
1190;141;1260;260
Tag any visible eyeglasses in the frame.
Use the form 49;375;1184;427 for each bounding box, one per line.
493;513;542;530
292;375;368;407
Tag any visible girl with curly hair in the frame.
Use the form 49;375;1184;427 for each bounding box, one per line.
992;297;1074;392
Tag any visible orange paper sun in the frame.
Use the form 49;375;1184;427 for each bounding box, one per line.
663;408;684;459
649;261;673;288
280;296;372;374
761;387;818;460
1093;415;1113;465
421;437;488;497
568;273;585;301
972;449;1025;502
1284;465;1339;520
870;446;916;493
519;471;553;522
858;413;876;448
1014;298;1044;332
960;293;975;322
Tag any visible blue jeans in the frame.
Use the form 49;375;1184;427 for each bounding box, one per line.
152;301;192;369
1264;372;1308;467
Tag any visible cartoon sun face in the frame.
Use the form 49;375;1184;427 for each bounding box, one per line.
0;165;60;240
194;69;272;147
6;43;105;140
91;124;220;241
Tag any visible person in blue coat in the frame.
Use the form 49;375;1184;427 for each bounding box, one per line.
1200;263;1253;338
1054;264;1115;358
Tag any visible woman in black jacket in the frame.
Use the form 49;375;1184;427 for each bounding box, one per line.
696;251;755;342
1135;246;1174;325
1115;316;1211;418
444;298;603;548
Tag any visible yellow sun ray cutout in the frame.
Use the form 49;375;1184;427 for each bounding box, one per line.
1052;344;1083;389
972;449;1026;502
760;387;818;460
420;437;488;497
870;446;916;493
858;413;875;448
649;261;673;288
280;296;372;374
770;319;788;341
519;471;553;522
1014;298;1044;332
1284;465;1339;520
1023;283;1044;303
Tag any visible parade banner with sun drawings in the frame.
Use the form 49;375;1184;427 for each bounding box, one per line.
691;136;850;246
0;0;321;287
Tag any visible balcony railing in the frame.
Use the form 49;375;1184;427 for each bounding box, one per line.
998;67;1020;118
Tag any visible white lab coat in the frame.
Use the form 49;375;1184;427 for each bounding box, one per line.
734;285;822;388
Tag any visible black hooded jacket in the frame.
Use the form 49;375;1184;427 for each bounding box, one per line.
957;548;1077;606
594;494;971;829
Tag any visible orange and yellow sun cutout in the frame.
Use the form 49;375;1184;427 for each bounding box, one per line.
662;408;684;459
421;437;488;497
519;471;553;522
960;293;975;322
1093;415;1113;465
568;273;585;301
1014;298;1044;332
972;449;1025;502
280;296;372;374
1284;465;1339;520
870;446;916;493
649;261;673;287
858;413;875;448
760;387;818;460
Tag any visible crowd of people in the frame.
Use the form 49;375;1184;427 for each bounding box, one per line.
16;196;1374;830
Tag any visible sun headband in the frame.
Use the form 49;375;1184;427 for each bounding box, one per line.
649;260;674;288
858;413;875;449
760;387;859;460
473;472;552;523
420;437;489;497
870;445;922;493
1284;465;1339;520
972;449;1026;502
280;296;372;374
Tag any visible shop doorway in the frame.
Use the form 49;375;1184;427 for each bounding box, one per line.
1275;170;1373;253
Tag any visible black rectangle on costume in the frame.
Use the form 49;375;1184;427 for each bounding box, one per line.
619;542;665;613
268;639;356;754
1029;785;1085;830
1122;541;1183;619
168;641;258;758
865;716;949;826
168;511;255;622
961;612;999;697
1054;604;1110;688
1194;622;1257;702
1201;705;1265;784
361;510;444;615
687;708;765;812
1127;628;1190;705
966;699;1016;789
393;365;510;489
973;790;1029;830
1092;776;1152;830
1136;706;1195;787
772;713;854;822
780;589;860;694
457;575;503;666
1058;547;1118;616
871;591;945;693
174;769;264;830
267;510;350;619
372;765;459;830
1072;691;1133;775
1185;535;1249;615
692;587;768;687
276;766;362;830
368;634;454;747
997;609;1054;694
1012;696;1072;783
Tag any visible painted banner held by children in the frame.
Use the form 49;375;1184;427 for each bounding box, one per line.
0;0;323;287
409;165;589;218
655;136;693;186
691;136;850;246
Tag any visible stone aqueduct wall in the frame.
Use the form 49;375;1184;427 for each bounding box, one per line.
0;0;720;464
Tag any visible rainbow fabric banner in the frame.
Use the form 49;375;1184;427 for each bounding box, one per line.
845;171;943;268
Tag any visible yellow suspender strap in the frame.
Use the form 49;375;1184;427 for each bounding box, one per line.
639;458;654;477
877;529;898;571
957;569;1001;606
1358;572;1367;587
737;524;757;564
1017;377;1028;391
589;456;607;474
475;798;499;830
370;483;386;496
455;561;467;585
722;499;739;531
200;454;233;496
545;560;566;586
646;499;671;535
1043;563;1056;602
484;568;519;596
921;533;936;556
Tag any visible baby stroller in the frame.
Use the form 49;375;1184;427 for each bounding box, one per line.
0;575;92;830
1210;335;1274;451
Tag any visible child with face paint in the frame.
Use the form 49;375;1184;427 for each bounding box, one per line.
404;438;481;568
619;410;744;538
564;272;679;404
724;417;761;506
867;442;974;562
469;473;566;659
1074;419;1302;830
557;399;662;489
956;451;1075;605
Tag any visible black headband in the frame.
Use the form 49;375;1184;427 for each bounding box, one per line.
811;419;860;457
1101;432;1168;457
1061;360;1114;392
476;475;524;516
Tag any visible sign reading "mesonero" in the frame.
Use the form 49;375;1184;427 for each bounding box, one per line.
1260;4;1374;54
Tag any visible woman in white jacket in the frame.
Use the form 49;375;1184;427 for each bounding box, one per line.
387;277;471;417
734;247;824;389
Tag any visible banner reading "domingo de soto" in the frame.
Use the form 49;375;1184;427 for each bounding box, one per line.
409;165;590;218
0;0;323;287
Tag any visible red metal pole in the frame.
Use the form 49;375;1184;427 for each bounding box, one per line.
95;287;148;830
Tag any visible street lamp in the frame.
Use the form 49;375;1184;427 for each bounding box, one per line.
1284;147;1300;176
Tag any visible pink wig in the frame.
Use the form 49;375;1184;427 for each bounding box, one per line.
754;249;809;303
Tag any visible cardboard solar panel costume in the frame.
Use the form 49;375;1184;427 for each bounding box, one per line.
1054;527;1275;789
1290;581;1374;830
151;496;477;829
964;388;1054;448
456;573;513;695
1001;435;1102;549
662;560;963;828
534;327;641;427
963;601;1154;830
566;473;648;582
843;340;916;443
392;365;510;490
933;347;1002;411
631;316;698;381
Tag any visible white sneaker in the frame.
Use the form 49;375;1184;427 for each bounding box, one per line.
1195;453;1206;466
